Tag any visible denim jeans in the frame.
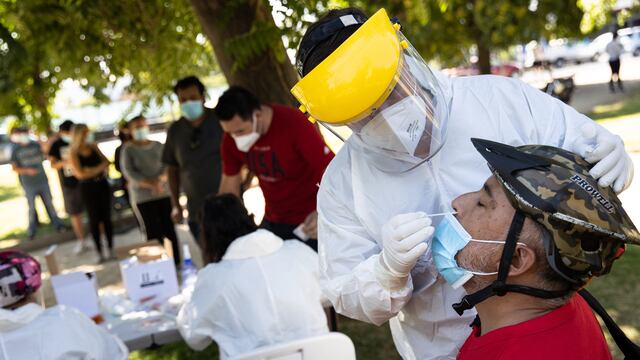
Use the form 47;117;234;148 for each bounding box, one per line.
23;182;62;237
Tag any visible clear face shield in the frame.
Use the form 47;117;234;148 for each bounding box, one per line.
347;38;448;173
292;9;449;173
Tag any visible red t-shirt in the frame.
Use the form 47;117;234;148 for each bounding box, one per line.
222;104;334;224
457;295;612;360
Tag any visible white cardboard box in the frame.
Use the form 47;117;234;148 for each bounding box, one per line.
119;257;179;304
50;272;100;318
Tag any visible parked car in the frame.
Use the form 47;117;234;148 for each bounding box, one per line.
442;64;521;77
624;27;640;56
0;134;13;165
541;38;597;67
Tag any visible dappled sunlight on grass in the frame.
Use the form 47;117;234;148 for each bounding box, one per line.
620;325;639;342
0;184;21;202
0;239;20;249
589;88;640;121
592;102;625;115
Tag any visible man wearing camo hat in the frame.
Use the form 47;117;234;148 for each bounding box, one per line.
432;139;640;359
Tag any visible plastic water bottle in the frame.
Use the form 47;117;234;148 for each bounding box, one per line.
181;244;198;292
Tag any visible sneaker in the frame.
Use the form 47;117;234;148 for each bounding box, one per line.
73;241;87;255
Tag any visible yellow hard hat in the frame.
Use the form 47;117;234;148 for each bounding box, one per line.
291;9;402;125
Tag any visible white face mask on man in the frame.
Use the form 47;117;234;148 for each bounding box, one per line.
10;134;30;145
232;113;260;152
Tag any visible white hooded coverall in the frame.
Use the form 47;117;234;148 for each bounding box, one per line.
0;303;128;359
177;229;329;359
318;73;614;359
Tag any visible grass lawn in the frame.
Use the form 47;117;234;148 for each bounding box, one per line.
588;88;640;122
587;245;640;359
0;184;21;202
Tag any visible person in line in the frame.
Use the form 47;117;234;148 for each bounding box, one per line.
163;76;223;239
48;120;88;254
292;8;635;359
0;250;128;359
177;194;328;358
9;126;66;241
216;86;334;249
432;139;639;359
68;124;114;263
605;31;625;93
120;116;180;265
113;120;134;209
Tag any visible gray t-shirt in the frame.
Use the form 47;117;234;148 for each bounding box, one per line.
162;109;223;217
120;141;169;204
10;142;48;190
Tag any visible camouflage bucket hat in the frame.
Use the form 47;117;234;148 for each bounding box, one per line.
471;138;640;285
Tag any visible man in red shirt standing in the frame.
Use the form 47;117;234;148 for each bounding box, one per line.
430;139;640;360
216;86;334;250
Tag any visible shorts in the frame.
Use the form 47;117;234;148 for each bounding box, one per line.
61;184;84;215
609;59;620;75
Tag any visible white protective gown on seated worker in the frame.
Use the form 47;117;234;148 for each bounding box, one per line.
177;229;329;359
318;72;617;360
0;303;128;359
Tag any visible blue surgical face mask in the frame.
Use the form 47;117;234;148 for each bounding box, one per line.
181;100;204;121
432;213;475;289
85;132;95;143
433;213;526;289
61;135;72;143
132;127;149;141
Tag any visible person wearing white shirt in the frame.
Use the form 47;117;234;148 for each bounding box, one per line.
605;31;625;92
177;194;329;359
0;250;128;360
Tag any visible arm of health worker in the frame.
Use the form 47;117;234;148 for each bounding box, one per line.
317;176;415;326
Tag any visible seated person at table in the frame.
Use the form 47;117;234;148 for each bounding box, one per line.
0;250;128;359
433;139;639;360
177;194;328;358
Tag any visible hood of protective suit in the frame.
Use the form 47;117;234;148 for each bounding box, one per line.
430;68;453;105
222;229;284;260
0;305;128;360
0;303;43;332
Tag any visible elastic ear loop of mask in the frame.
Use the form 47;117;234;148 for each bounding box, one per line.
465;239;529;276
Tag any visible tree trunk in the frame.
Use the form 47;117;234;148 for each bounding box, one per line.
474;33;492;75
189;0;299;105
467;2;491;75
31;63;51;134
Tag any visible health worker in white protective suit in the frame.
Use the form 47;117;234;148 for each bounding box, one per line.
0;250;128;360
177;194;328;359
291;7;634;360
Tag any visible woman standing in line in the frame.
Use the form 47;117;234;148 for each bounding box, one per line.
69;124;114;263
120;116;179;265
